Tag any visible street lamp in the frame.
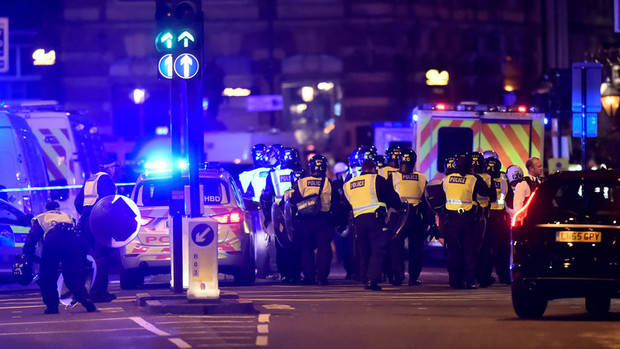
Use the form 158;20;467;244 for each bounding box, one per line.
601;79;620;117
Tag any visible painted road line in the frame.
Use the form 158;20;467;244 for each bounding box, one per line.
0;328;146;336
257;324;269;334
258;314;270;323
196;344;260;348
129;316;171;336
169;338;192;348
156;320;255;324
256;335;268;346
0;317;132;326
0;305;45;310
262;304;294;310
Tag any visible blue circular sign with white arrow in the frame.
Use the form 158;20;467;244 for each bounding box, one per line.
191;223;215;247
158;54;173;79
174;53;199;79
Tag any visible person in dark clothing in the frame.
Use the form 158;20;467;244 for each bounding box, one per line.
74;171;117;302
23;201;96;314
343;159;402;291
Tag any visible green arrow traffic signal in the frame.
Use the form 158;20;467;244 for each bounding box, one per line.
155;31;175;52
178;30;195;48
161;32;173;49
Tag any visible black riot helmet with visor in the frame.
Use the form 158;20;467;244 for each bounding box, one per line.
252;144;268;167
309;155;328;177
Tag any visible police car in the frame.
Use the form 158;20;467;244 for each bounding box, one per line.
511;170;620;318
119;166;258;288
0;199;31;274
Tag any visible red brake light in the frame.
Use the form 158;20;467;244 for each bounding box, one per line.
211;210;243;224
517;105;527;113
436;103;446;111
511;190;537;228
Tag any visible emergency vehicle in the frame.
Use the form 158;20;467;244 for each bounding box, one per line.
0;102;104;270
120;166;260;288
375;104;545;179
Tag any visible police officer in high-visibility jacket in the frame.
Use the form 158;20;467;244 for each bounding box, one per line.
239;144;271;202
74;171;117;302
389;148;428;286
471;152;492;285
343;159;402;291
289;155;339;285
441;153;495;289
23;201;97;314
378;146;402;180
479;157;511;285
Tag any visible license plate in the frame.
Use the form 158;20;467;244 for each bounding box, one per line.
555;231;602;243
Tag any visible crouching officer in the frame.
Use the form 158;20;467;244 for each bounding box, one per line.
289;155;339;285
389;149;428;286
75;171;117;302
343;159;402;291
441;153;495;289
23;201;96;314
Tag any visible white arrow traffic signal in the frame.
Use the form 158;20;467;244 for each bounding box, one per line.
178;31;195;48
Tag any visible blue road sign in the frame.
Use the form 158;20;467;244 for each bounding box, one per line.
174;53;199;79
158;54;173;79
191;223;215;247
245;95;284;112
0;18;8;73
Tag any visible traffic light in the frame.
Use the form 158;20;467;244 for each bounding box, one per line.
155;0;202;80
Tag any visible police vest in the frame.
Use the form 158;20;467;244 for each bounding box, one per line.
269;168;294;203
475;173;492;208
490;174;508;210
297;177;332;212
378;166;399;179
392;171;427;206
33;210;74;240
83;172;115;207
343;174;386;217
442;173;477;212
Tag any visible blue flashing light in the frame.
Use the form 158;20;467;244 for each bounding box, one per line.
544;117;549;126
412;113;419;122
202;98;209;111
144;157;189;176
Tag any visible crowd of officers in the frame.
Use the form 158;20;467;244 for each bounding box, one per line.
241;143;544;291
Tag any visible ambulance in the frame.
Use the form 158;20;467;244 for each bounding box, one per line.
375;103;545;179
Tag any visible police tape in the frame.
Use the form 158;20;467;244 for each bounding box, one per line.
0;182;137;193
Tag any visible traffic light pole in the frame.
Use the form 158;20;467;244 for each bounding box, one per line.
170;74;184;294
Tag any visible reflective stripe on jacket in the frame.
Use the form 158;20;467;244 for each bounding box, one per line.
442;173;477;212
343;174;386;217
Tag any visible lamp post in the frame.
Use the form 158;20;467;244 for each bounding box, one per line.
601;78;620;118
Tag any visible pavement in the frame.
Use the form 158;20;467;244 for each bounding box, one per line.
0;267;618;348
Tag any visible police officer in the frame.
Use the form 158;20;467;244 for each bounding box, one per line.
389;149;428;286
75;171;117;302
332;162;355;280
375;155;387;169
471;152;492;286
262;147;303;283
343;159;402;290
441;153;495;289
347;149;361;180
23;201;96;314
425;156;456;245
481;157;511;285
513;157;543;213
239;144;271;202
290;155;339;285
379;146;402;179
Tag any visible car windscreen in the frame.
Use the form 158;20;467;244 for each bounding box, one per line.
139;178;230;207
537;179;620;221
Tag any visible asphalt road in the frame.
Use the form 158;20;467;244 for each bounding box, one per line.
0;268;618;349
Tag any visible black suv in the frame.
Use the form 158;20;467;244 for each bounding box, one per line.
511;170;620;318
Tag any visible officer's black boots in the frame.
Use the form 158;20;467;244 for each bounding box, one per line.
84;301;97;312
365;281;382;291
44;307;59;314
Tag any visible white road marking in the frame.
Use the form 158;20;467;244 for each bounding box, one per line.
129;316;171;336
262;304;294;310
256;335;269;346
0;317;130;326
0;328;145;336
157;320;254;324
169;338;192;348
258;314;270;323
257;324;269;334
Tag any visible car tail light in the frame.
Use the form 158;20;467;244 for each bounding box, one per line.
139;217;154;226
511;190;537;228
211;210;243;224
517;105;527;113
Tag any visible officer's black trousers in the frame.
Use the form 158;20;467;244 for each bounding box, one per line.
276;221;301;281
486;210;511;284
299;214;333;282
443;211;476;287
90;244;113;297
38;229;90;309
354;212;388;284
404;207;426;282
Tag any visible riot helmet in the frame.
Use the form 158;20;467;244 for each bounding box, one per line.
348;149;360;168
252;144;268;167
471;152;485;174
455;153;473;174
485;157;502;178
386;146;402;168
400;148;417;174
265;144;282;168
506;165;524;184
356;146;375;164
483;150;498;160
375;155;387;169
309;155;328;177
280;147;300;170
444;155;457;174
